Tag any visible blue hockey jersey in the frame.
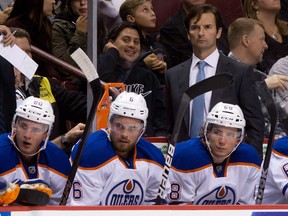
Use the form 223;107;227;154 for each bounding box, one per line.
68;129;170;206
0;133;71;205
168;138;261;205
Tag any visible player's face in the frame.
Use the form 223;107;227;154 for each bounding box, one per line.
109;116;144;158
246;24;268;64
70;0;88;16
207;125;241;163
43;0;55;17
129;1;156;29
14;118;48;156
109;28;141;63
187;12;222;58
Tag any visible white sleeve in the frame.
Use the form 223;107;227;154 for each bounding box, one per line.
238;166;260;204
268;152;288;199
168;168;197;204
144;163;171;205
67;168;106;206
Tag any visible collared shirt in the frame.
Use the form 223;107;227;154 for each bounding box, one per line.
189;49;220;128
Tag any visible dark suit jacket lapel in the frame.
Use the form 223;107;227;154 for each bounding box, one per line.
177;59;191;131
210;54;231;110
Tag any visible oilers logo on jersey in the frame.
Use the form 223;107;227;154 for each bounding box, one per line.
196;186;236;205
105;179;144;205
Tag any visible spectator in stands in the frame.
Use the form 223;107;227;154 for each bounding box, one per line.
12;27;87;147
168;102;260;205
244;0;288;74
165;4;264;159
160;0;229;68
119;0;168;84
0;96;71;205
68;91;170;206
0;25;16;134
98;21;169;137
52;0;87;87
228;17;288;138
5;0;68;83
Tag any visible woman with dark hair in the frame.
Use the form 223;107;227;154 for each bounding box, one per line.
52;0;87;67
5;0;63;80
51;0;87;86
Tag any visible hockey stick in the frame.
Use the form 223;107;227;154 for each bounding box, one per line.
59;48;103;205
155;73;232;205
255;90;278;204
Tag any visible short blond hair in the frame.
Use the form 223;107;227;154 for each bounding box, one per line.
228;17;264;50
119;0;152;21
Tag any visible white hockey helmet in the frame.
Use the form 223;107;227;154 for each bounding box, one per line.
11;96;55;156
15;96;55;128
109;91;149;127
205;102;245;135
204;102;246;154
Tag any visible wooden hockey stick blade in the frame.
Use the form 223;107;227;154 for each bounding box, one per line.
155;73;232;205
15;188;50;206
59;48;103;205
255;92;278;204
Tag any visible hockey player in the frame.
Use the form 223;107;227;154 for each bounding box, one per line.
68;91;170;206
262;136;288;204
168;102;261;205
0;96;71;205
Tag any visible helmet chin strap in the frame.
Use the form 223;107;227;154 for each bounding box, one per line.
204;134;243;163
8;129;49;157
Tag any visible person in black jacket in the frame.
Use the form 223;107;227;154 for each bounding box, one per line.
0;56;15;134
98;21;168;137
0;25;16;134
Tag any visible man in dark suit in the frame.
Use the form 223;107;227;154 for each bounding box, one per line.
166;4;265;159
160;0;229;68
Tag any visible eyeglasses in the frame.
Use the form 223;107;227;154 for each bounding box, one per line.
210;129;241;139
17;122;46;135
111;122;144;134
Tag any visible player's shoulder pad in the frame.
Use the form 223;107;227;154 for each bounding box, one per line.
0;133;21;173
39;141;71;176
71;130;116;168
136;138;165;166
272;136;288;156
229;143;261;166
172;138;211;171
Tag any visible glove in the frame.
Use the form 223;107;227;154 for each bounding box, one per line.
0;180;20;205
13;179;52;197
